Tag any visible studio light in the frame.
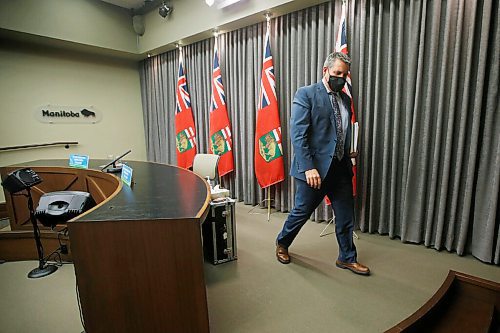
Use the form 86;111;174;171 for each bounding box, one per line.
158;2;173;18
1;168;58;278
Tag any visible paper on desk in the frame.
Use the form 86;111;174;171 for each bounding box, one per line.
350;122;359;153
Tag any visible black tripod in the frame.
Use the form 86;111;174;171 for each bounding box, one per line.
26;187;57;278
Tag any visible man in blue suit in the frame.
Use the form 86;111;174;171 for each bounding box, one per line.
276;52;370;275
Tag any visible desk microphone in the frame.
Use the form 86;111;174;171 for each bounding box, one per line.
101;150;131;173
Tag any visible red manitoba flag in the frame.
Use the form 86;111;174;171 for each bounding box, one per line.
209;39;234;177
175;50;197;169
254;21;285;188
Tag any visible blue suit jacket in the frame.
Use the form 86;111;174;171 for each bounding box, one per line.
289;81;352;182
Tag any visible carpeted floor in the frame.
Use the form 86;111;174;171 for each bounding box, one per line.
0;202;498;333
0;218;9;230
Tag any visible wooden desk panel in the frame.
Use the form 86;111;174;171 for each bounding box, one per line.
70;218;208;333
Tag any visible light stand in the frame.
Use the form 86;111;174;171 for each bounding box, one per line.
26;187;58;278
1;168;57;278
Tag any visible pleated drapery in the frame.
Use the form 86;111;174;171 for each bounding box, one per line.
140;0;499;264
352;0;499;264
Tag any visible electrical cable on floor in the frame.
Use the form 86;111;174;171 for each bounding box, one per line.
44;250;63;266
41;227;70;267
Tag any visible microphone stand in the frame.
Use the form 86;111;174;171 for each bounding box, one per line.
26;188;57;278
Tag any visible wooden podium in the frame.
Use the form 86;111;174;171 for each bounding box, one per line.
1;160;211;333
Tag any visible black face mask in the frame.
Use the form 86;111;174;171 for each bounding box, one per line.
328;76;346;93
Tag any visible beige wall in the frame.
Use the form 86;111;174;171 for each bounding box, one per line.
0;0;137;53
138;0;298;54
0;42;146;202
0;0;325;57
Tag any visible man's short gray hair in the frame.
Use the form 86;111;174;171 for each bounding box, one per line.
323;52;351;68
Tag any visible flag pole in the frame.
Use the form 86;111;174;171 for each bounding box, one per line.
250;12;283;220
266;12;272;224
267;187;271;222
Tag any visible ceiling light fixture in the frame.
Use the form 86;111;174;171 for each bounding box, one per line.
158;2;173;18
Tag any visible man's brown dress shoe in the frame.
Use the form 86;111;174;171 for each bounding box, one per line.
335;260;370;275
276;244;290;264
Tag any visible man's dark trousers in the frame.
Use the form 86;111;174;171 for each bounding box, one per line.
277;156;357;263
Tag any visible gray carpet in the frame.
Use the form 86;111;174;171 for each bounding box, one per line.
0;202;498;333
0;218;9;230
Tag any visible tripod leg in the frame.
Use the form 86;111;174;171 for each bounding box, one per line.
319;218;335;237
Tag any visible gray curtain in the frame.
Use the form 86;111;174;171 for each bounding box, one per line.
351;0;499;264
139;0;499;264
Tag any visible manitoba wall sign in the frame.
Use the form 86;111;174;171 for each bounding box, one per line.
34;105;102;124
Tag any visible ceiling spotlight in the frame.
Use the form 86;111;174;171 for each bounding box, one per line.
205;0;215;6
158;3;173;18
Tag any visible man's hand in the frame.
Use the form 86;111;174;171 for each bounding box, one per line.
305;169;321;189
349;151;358;158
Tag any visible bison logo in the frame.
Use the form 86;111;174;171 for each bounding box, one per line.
80;109;96;117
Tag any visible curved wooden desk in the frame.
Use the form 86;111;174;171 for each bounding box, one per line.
386;270;500;332
0;160;211;333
